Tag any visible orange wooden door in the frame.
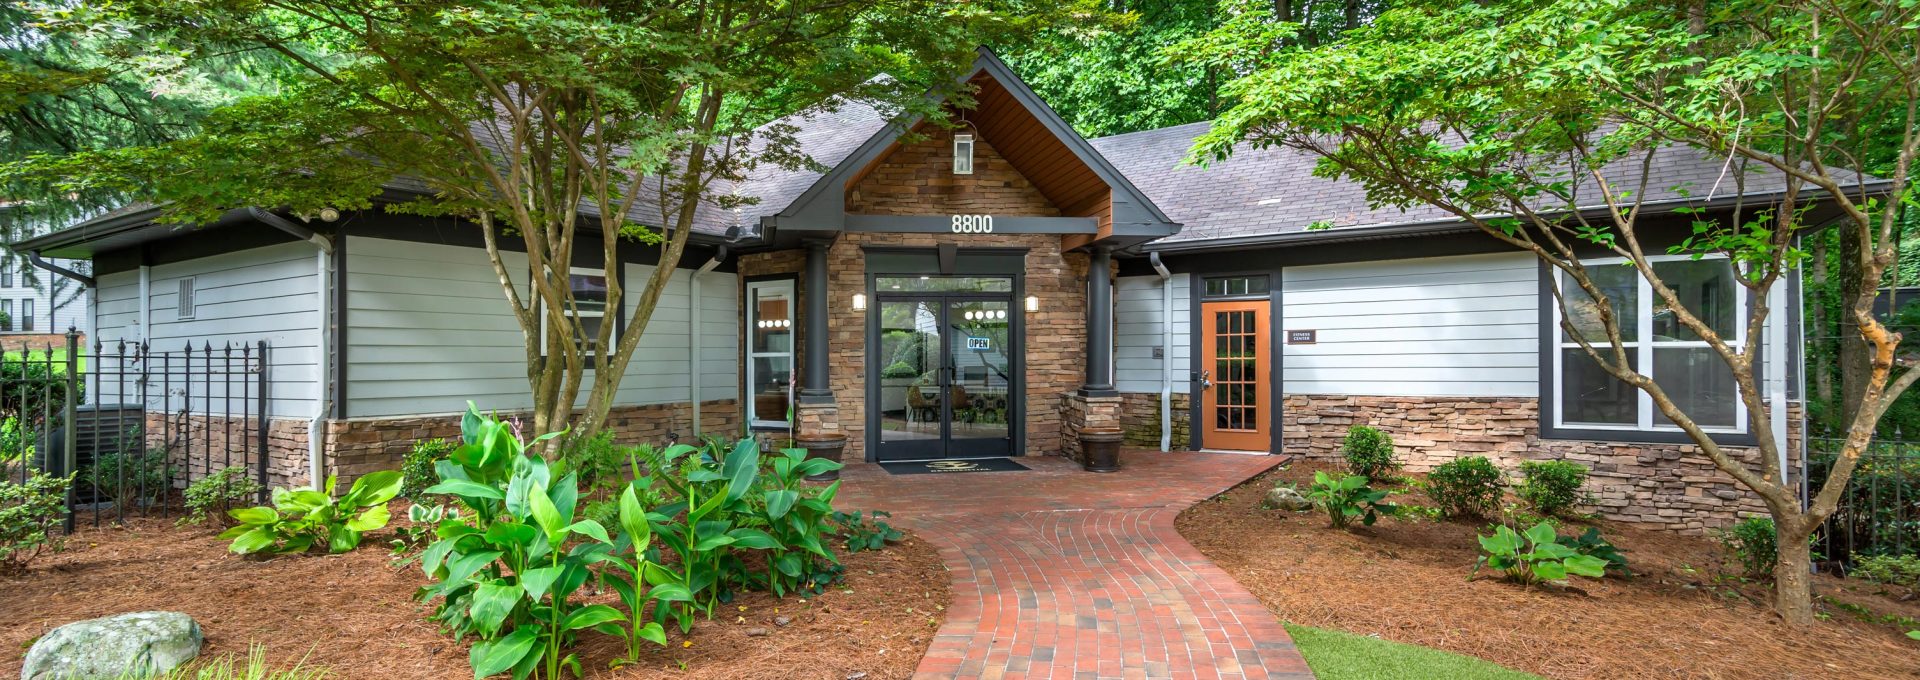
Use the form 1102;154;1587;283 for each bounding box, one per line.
1201;300;1270;451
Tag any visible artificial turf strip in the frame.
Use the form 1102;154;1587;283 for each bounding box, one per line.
1284;623;1544;680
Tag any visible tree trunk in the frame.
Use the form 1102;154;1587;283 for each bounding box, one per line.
1343;0;1360;30
1772;517;1817;625
1839;222;1871;426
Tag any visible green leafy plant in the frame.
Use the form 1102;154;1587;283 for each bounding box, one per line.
0;415;34;463
1557;526;1631;577
87;447;173;510
1851;553;1920;589
1716;516;1779;579
1515;460;1587;517
1305;471;1396;529
389;503;459;565
833;510;903;552
0;470;70;577
754;446;847;597
1474;521;1609;586
180;466;264;527
416;404;668;678
554;430;633;496
1424;456;1504;518
401;438;456;500
1341;426;1399;481
220;471;402;556
881;361;920;379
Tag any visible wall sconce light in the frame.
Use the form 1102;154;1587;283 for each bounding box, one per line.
954;133;975;175
1025;295;1039;313
852;293;868;311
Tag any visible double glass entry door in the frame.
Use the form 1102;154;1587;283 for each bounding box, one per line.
875;296;1015;461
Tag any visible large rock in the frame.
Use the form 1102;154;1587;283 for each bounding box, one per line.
1265;486;1314;512
22;611;203;680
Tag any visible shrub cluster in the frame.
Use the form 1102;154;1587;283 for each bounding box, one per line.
1851;554;1920;588
1424;456;1504;518
1341;425;1399;481
181;466;264;527
399;437;456;500
1516;460;1587;516
1717;516;1779;579
0;470;70;576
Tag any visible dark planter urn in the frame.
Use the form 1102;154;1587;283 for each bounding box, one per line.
794;433;848;482
1080;427;1125;473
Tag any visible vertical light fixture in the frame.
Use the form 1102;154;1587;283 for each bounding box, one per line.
1025;295;1039;313
852;293;868;311
953;133;975;175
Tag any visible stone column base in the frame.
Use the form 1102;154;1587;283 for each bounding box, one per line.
1060;392;1123;462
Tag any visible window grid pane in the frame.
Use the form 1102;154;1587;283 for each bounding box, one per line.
1555;257;1746;433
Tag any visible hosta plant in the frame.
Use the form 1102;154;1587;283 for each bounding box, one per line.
833;510;903;553
1305;471;1396;529
221;470;402;555
1558;526;1630;578
1475;521;1609;586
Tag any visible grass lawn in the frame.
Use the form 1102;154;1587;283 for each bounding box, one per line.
1286;623;1541;680
3;347;86;371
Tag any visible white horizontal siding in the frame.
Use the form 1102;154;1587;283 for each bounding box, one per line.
88;244;321;418
1282;252;1539;398
1114;273;1190;394
345;236;740;419
0;257;91;335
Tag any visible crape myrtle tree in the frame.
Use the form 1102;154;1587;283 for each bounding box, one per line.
1184;0;1918;623
11;0;1082;446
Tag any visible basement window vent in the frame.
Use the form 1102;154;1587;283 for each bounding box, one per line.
177;277;197;320
953;133;974;175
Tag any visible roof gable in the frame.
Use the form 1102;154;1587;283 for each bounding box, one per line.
761;47;1179;247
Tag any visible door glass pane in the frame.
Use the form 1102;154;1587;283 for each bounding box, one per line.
1652;347;1738;428
1560;265;1639;343
751;356;791;425
1651;259;1736;341
948;299;1011;445
750;285;794;354
1561;349;1638;426
1213;310;1258;432
879;299;943;444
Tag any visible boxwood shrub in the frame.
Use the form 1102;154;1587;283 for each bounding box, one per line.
1517;460;1588;517
1425;456;1504;518
1342;425;1399;481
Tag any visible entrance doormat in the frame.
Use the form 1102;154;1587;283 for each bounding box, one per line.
879;458;1031;475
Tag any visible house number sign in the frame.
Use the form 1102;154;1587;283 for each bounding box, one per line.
950;214;994;233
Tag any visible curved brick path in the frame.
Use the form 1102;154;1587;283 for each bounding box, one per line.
836;451;1314;680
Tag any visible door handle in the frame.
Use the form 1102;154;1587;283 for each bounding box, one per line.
1197;370;1213;390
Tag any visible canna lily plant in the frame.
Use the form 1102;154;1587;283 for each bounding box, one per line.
222;470;401;555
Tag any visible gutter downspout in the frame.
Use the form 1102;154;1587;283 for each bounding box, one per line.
250;208;335;491
26;251;94;339
26;252;94;288
1150;252;1173;452
689;246;730;438
1768;282;1789;485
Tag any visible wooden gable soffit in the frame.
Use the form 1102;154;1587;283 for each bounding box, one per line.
760;46;1180;249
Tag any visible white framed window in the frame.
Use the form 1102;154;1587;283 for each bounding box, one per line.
541;266;612;358
1;299;13;331
1552;255;1746;434
176;277;197;320
746;278;796;428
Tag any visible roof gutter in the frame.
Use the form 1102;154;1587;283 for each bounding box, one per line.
1142;181;1899;254
26;251;94;288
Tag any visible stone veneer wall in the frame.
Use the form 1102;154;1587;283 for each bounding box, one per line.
323;400;741;485
1117;392;1191;449
1282;394;1803;531
145;413;311;489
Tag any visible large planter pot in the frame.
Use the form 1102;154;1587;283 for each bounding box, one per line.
1080;427;1125;473
794;433;848;482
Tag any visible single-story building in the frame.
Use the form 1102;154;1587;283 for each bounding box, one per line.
15;48;1876;530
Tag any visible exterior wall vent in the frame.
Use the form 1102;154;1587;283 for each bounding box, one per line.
177;277;197;320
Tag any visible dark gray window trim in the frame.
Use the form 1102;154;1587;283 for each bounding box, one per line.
743;272;800;432
333;234;349;419
861;247;1026;462
1187;268;1283;454
1534;260;1760;447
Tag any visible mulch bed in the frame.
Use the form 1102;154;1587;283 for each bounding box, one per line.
1;517;949;680
1175;460;1920;680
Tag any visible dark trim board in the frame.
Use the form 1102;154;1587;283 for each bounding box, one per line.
333;234;349;420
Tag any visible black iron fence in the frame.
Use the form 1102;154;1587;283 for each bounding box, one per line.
1808;435;1920;567
0;331;272;529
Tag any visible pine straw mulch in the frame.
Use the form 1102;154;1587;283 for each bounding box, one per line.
1;515;949;680
1175;460;1920;680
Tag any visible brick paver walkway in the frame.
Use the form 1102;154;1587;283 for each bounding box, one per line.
836;450;1314;680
